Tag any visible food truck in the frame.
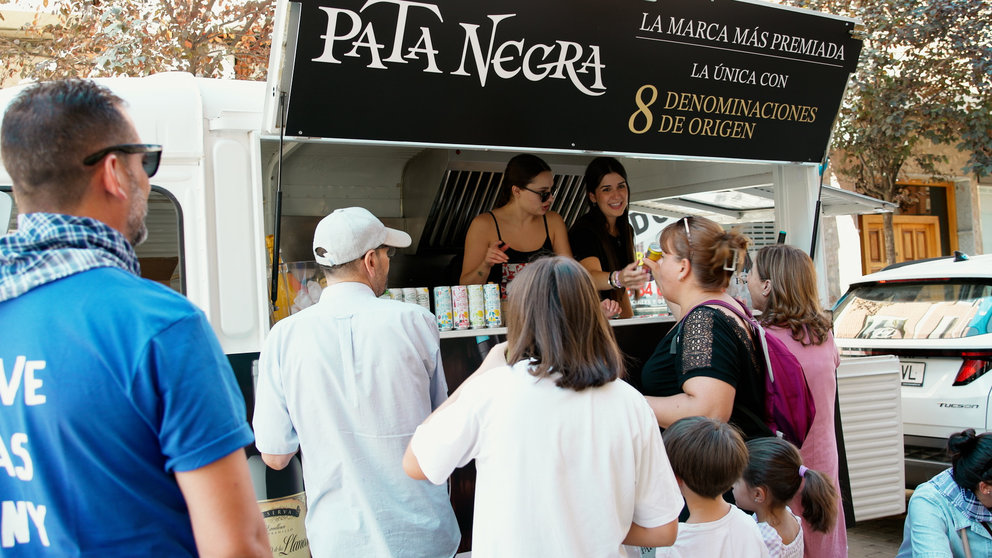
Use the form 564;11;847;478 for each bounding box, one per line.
0;0;907;552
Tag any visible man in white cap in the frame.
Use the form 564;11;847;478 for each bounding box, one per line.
253;207;460;557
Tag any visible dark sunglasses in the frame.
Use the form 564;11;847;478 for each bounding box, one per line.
377;245;397;259
83;144;163;178
522;186;556;202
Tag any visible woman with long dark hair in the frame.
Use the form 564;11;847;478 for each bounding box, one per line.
459;154;571;296
568;157;649;318
404;257;683;557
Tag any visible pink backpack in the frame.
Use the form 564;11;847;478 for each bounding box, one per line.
695;299;817;446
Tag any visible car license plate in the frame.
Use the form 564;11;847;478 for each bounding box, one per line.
901;360;926;387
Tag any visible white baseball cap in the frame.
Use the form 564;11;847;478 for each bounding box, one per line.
312;207;411;266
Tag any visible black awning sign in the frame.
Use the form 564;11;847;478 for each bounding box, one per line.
279;0;863;164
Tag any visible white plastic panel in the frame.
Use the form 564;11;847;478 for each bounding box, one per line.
837;355;906;521
212;138;257;340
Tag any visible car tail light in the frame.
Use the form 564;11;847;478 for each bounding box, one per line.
954;358;992;386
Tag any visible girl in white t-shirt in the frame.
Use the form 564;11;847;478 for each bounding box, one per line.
402;257;684;558
732;438;839;558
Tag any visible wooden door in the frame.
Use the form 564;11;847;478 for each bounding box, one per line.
860;215;942;274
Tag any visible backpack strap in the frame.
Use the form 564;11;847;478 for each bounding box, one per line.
668;298;749;355
698;299;777;384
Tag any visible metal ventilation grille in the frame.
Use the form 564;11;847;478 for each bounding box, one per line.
738;221;779;248
418;170;588;254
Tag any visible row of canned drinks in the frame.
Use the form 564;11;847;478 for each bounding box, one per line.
381;284;502;330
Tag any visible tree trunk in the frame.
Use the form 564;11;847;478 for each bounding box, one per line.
883;211;897;267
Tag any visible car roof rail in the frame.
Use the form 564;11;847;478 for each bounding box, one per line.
879;255;954;272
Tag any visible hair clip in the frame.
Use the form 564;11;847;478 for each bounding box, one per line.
723;248;741;272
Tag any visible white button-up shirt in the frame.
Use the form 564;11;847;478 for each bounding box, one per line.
254;281;459;557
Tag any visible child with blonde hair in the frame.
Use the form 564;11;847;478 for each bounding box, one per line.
733;437;839;557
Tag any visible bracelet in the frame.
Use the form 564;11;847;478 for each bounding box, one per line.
609;270;623;289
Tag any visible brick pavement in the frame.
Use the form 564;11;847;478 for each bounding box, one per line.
846;513;905;557
844;488;911;557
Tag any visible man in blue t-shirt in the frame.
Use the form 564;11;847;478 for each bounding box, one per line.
0;80;269;556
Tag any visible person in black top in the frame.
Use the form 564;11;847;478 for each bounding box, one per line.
568;157;649;318
638;215;771;440
460;154;572;297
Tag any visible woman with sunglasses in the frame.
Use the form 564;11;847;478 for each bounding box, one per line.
638;216;771;441
459;154;572;298
568;157;649;319
746;244;847;557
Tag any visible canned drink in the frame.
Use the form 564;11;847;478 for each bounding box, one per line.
416;287;430;311
483;283;501;328
646;243;664;261
467;284;486;328
451;285;470;330
433;286;453;331
389;289;404;301
402;287;418;304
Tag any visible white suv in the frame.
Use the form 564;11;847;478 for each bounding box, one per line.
832;253;992;487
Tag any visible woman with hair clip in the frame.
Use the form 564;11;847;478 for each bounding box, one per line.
746;244;847;556
568;157;649;318
638;216;771;440
898;429;992;557
459;154;571;297
734;437;839;558
404;257;683;558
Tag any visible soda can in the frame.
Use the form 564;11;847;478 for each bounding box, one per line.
483;283;501;328
416;287;431;311
467;284;486;329
451;285;470;330
433;286;453;331
402;287;418;304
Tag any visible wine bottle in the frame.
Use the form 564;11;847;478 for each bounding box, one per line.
248;453;310;557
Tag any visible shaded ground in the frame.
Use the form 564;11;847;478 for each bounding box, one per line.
847;512;906;557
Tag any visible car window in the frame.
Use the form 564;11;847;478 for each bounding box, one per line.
1;185;185;294
834;281;992;340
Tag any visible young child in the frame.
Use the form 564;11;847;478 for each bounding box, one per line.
657;416;770;558
733;437;839;558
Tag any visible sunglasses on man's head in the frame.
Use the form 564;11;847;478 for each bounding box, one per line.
83;144;163;178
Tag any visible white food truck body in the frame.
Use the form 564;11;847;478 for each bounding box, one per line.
0;0;908;534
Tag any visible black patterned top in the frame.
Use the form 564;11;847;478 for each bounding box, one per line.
640;305;771;439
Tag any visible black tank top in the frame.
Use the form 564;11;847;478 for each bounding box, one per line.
485;211;555;295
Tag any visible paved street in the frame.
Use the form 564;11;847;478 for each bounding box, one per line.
847;513;905;557
844;489;912;556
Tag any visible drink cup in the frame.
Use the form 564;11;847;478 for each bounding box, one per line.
416;287;430;311
483;283;501;328
433;286;453;331
467;284;486;328
451;285;470;330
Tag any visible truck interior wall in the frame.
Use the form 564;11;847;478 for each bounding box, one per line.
253;138;839;304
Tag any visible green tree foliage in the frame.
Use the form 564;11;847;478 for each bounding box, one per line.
781;0;992;262
1;0;274;82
